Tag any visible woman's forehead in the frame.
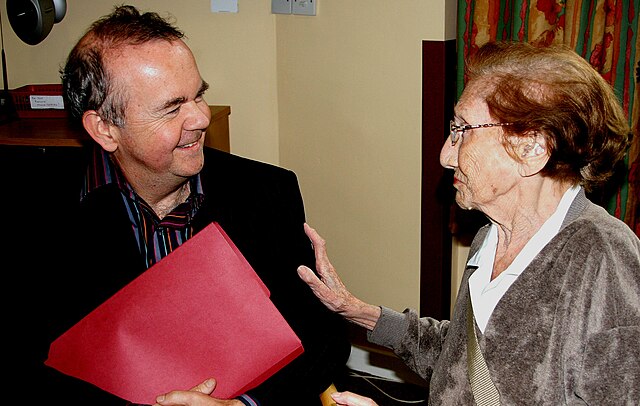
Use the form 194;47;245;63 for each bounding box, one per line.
456;88;491;120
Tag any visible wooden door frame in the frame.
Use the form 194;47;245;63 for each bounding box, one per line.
420;40;457;319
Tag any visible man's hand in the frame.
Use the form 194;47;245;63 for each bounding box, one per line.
153;378;243;406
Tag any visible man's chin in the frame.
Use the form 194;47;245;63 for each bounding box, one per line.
176;153;205;178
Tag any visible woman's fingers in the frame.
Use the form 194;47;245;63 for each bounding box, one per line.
303;223;333;277
299;223;382;330
303;223;344;286
297;265;342;313
331;391;379;406
299;223;353;313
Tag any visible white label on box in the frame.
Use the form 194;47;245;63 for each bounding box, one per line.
29;95;65;110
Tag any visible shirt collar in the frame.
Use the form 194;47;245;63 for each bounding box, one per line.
467;185;582;269
81;146;132;201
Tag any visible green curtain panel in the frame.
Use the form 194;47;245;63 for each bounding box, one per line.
456;0;640;236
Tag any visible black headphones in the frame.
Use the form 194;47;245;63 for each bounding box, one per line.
6;0;66;45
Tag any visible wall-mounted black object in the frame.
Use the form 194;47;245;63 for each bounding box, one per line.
6;0;66;45
0;0;66;123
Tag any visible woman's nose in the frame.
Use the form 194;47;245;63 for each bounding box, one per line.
439;137;458;169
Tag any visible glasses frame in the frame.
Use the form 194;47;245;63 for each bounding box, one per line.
449;120;513;146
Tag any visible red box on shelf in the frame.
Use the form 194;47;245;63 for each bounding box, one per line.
10;84;67;119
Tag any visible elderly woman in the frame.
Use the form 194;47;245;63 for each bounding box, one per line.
296;42;640;406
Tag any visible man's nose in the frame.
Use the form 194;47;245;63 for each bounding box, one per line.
185;101;211;130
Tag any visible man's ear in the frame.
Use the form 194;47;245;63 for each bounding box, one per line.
517;134;549;177
82;110;119;152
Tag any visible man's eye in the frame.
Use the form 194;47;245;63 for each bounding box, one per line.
168;106;181;115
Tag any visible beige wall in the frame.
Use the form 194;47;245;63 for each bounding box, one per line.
3;1;460;314
276;1;457;312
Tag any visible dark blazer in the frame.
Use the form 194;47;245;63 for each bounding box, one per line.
19;147;350;405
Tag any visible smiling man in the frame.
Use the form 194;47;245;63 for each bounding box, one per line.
38;5;350;405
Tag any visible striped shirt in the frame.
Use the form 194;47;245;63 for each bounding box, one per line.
81;146;204;268
82;146;261;405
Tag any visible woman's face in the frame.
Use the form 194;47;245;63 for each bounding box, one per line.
439;81;521;215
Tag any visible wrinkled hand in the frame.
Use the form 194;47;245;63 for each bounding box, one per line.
297;223;381;330
331;391;379;406
153;378;243;406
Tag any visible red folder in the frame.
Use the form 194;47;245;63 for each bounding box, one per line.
45;222;304;404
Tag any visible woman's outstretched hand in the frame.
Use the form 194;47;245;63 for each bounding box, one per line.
297;223;381;330
331;391;379;406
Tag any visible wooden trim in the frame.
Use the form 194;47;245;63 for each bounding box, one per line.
420;40;456;319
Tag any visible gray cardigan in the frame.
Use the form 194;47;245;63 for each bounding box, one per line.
369;190;640;405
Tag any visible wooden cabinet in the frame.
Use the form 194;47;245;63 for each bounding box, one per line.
205;105;231;152
0;105;231;152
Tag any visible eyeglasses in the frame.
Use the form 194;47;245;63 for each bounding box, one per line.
449;120;513;146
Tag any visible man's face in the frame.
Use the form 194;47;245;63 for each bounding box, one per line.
107;39;211;189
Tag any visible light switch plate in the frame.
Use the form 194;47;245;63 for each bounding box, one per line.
272;0;292;14
292;0;316;15
211;0;238;13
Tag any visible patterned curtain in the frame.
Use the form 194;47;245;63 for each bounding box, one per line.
456;0;640;236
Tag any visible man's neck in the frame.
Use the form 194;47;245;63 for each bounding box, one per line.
112;154;192;219
146;181;191;219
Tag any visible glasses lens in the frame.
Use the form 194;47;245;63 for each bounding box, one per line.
449;120;458;144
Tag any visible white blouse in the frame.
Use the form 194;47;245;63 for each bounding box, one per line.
467;185;581;332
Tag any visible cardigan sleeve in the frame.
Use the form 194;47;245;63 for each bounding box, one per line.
368;306;450;380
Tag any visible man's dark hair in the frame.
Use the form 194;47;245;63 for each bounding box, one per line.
60;4;184;126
